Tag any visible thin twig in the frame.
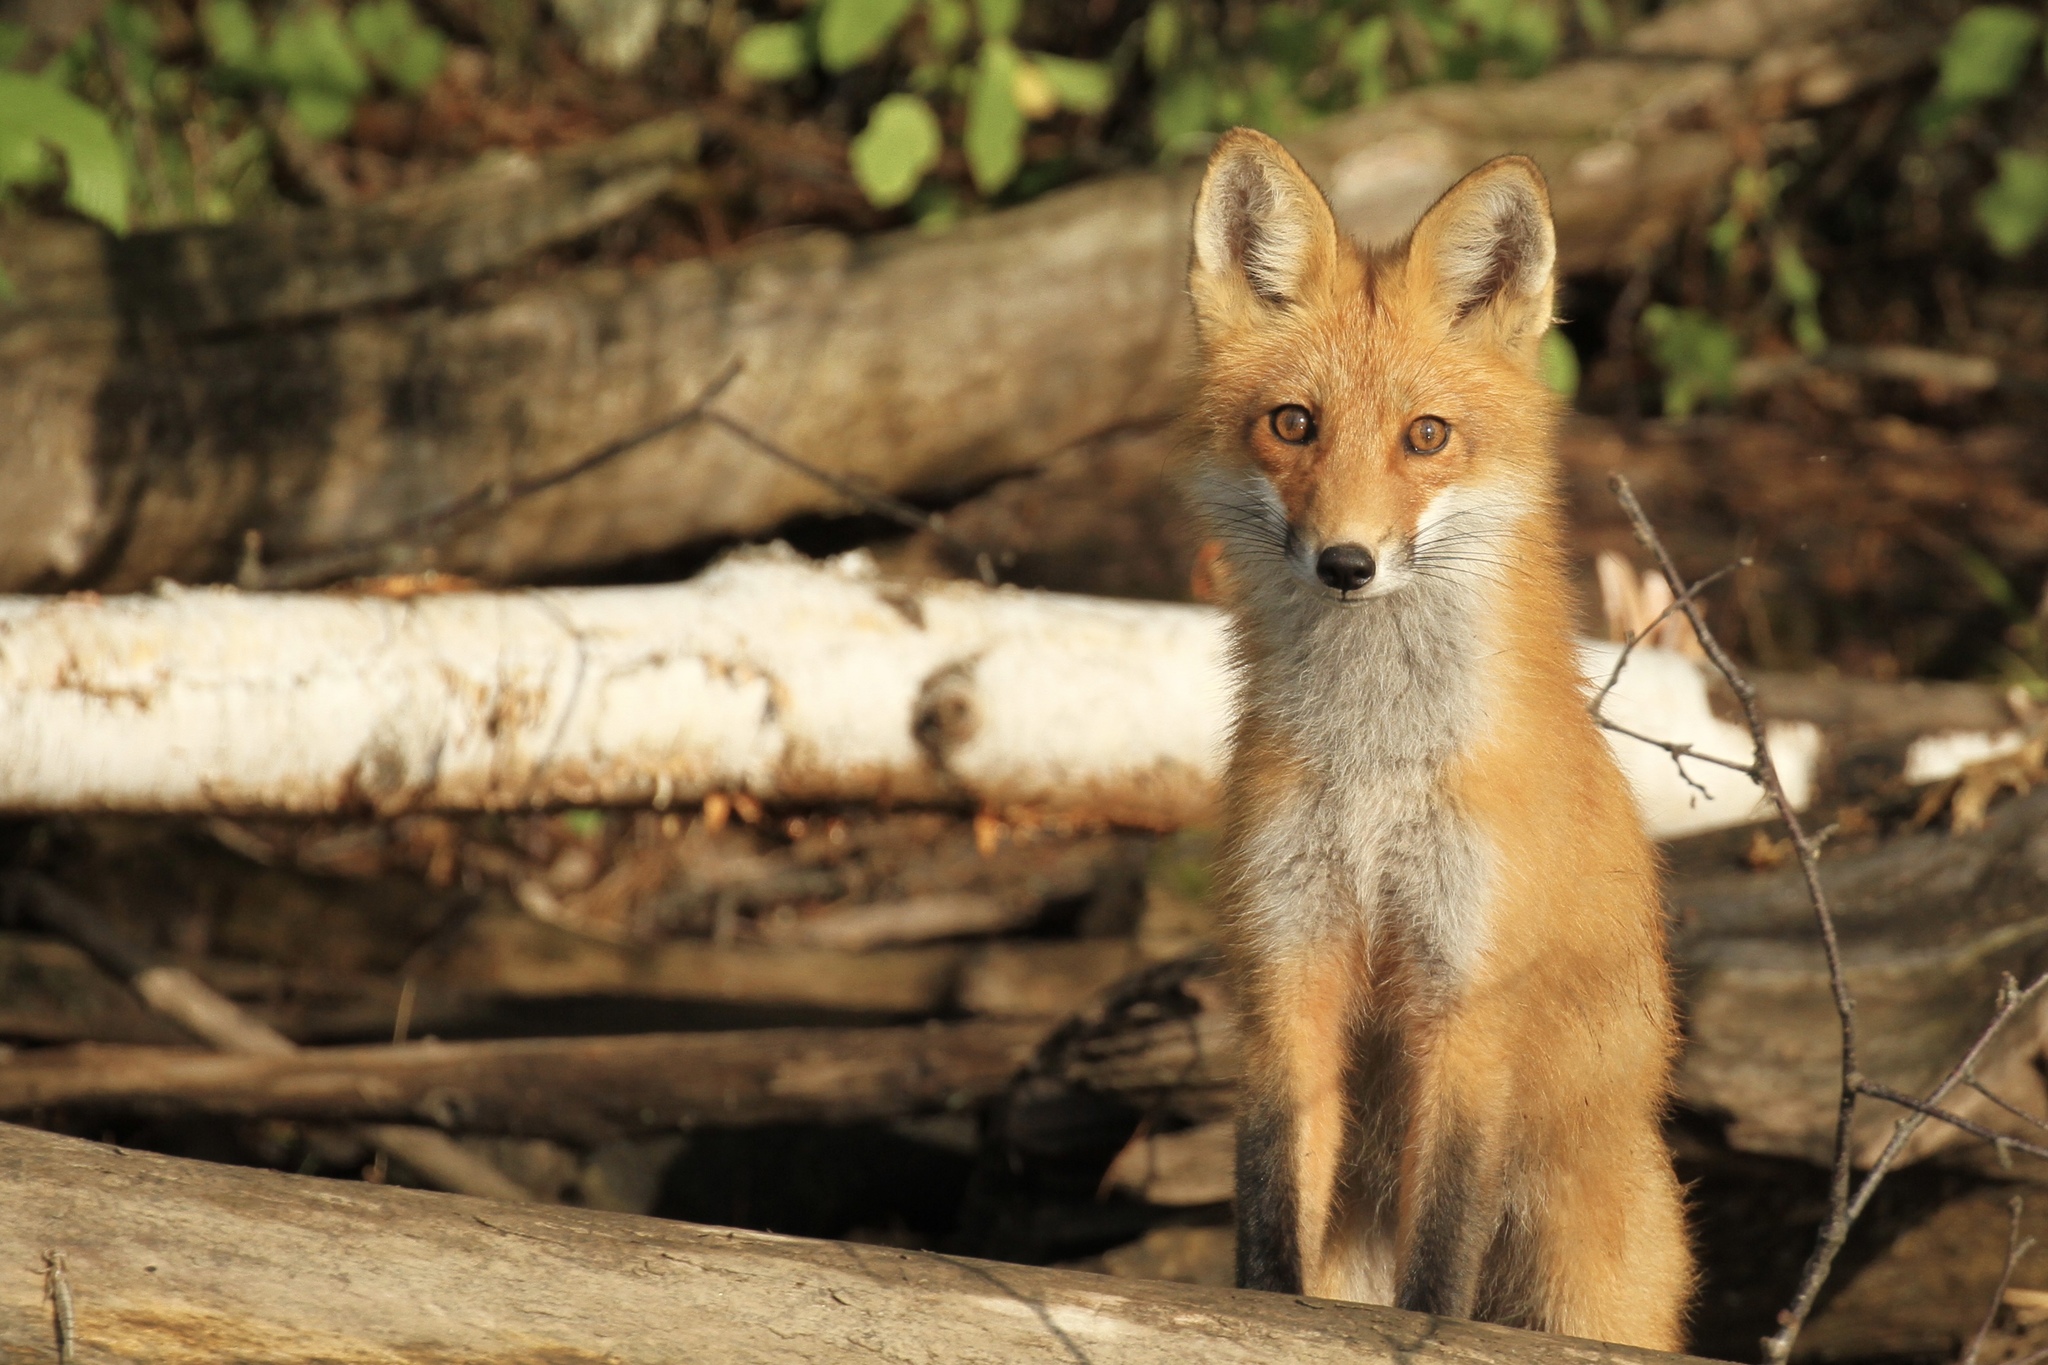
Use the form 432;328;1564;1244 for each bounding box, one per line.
1969;1075;2048;1136
1855;1078;2048;1162
1607;476;1851;1364
1602;475;2048;1364
42;1250;75;1365
703;412;999;586
1593;716;1752;793
1587;558;1746;718
1963;1196;2032;1365
253;361;744;589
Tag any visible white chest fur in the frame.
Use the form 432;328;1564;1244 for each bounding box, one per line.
1225;577;1495;984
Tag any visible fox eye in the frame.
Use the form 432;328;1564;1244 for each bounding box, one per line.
1269;405;1316;444
1405;415;1450;454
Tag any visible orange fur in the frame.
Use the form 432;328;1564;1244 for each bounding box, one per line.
1188;131;1692;1348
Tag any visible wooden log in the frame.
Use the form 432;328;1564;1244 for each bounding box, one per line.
3;873;537;1203
0;1121;1717;1365
1020;788;2048;1171
0;1019;1052;1141
0;0;1937;592
0;552;1817;837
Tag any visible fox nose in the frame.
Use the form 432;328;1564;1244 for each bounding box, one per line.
1315;543;1376;592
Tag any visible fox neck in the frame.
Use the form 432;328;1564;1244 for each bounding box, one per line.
1231;565;1489;781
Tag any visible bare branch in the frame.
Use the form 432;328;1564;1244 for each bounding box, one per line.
1587;558;1746;719
1968;1076;2048;1136
255;361;745;590
1962;1196;2032;1365
1592;717;1753;800
1603;475;2048;1364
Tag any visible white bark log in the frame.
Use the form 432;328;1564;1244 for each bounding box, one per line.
0;550;1813;836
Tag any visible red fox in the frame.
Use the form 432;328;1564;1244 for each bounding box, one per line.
1186;131;1692;1348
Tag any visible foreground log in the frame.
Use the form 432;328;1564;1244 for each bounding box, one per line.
0;552;1816;835
0;0;1936;591
0;1020;1051;1141
0;1122;1712;1365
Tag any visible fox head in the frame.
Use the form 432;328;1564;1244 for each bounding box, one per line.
1187;129;1561;610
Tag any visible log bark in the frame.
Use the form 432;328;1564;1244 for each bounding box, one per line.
0;552;1817;837
0;0;1938;592
0;1122;1711;1365
0;1020;1052;1141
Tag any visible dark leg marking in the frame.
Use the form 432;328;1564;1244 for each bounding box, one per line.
1397;1119;1493;1319
1235;1100;1300;1293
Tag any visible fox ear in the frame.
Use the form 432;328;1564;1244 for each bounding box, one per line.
1189;129;1339;325
1408;155;1555;342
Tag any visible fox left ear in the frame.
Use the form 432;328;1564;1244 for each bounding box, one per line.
1188;128;1340;333
1409;155;1555;345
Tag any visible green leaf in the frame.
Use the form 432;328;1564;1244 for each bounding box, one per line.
0;72;130;231
1538;329;1579;399
348;0;447;93
1937;5;2041;103
964;38;1024;193
560;808;606;837
734;22;809;79
0;128;53;189
1151;69;1213;151
848;91;941;208
1976;149;2048;256
817;0;918;71
1142;0;1178;73
924;0;969;54
269;6;372;108
1640;304;1738;420
1031;53;1112;114
973;0;1020;40
288;85;358;137
1769;235;1826;355
1339;16;1392;105
1574;0;1615;45
199;0;266;74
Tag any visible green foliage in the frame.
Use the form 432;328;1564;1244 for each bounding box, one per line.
964;39;1025;191
349;0;449;94
1640;304;1737;420
850;92;942;206
819;0;922;71
735;22;810;79
738;0;1592;211
0;71;131;232
1977;148;2048;256
202;0;445;140
1936;5;2041;104
1768;234;1825;356
1537;328;1578;398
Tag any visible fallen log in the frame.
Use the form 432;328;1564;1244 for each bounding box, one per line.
0;0;1938;591
0;1020;1052;1141
0;1123;1710;1365
1017;788;2048;1173
0;551;1817;836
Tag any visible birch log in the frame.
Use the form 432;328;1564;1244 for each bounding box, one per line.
0;551;1814;835
0;1122;1713;1365
0;0;1939;591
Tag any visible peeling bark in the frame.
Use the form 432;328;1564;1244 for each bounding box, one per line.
0;552;1814;837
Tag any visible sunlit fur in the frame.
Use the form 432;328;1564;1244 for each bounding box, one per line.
1187;130;1692;1348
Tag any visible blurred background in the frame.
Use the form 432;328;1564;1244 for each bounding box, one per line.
8;0;2048;1358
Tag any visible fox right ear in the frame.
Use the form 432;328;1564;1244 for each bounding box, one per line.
1189;129;1339;330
